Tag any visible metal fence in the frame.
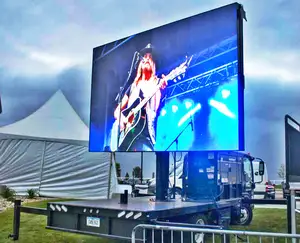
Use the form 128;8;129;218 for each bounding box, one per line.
132;224;300;243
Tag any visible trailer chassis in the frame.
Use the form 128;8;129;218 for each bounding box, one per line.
9;197;241;242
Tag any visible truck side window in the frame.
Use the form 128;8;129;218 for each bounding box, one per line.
243;158;252;189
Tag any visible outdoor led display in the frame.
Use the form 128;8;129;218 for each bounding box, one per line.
89;3;245;152
285;115;300;184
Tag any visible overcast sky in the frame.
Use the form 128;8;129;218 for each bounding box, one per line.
0;0;299;179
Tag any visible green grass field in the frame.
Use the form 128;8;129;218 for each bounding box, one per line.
0;200;116;243
233;207;300;233
0;200;299;243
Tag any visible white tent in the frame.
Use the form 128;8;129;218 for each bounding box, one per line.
0;90;117;199
0;90;89;142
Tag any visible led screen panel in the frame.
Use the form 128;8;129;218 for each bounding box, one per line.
285;115;300;183
89;3;245;152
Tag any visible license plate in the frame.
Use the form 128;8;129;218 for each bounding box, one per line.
86;217;100;227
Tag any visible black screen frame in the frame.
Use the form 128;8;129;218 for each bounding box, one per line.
0;93;2;114
285;114;300;184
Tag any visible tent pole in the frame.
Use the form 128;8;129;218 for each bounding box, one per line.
141;152;143;184
107;152;113;199
38;141;47;195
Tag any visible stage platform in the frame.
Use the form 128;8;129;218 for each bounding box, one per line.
50;196;240;220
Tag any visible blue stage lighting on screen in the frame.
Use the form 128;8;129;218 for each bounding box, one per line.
184;99;193;109
172;105;178;113
161;109;167;116
178;103;201;127
209;99;236;119
221;89;231;99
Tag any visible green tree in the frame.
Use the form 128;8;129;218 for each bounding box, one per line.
277;163;286;181
133;166;141;178
115;162;121;178
125;172;130;180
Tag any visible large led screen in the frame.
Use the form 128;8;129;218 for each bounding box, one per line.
285;115;300;183
89;3;245;152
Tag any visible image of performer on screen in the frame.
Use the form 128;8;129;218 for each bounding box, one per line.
113;44;168;151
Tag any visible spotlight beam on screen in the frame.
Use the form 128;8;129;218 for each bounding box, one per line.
178;103;201;127
209;99;236;118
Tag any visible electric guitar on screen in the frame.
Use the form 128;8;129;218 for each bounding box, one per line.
110;55;193;152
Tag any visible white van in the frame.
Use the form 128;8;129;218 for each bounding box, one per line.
253;158;275;199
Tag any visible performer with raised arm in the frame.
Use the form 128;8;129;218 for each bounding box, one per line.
114;44;167;151
112;43;191;151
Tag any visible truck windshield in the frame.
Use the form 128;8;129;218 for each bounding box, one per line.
243;157;253;189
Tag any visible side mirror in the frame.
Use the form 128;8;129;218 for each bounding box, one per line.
259;161;264;176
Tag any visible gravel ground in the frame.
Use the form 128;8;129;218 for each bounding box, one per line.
0;196;52;213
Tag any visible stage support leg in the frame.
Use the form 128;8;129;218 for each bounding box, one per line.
155;152;169;201
287;194;291;233
290;190;297;243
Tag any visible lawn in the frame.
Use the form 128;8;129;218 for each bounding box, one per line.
0;200;299;243
0;199;117;243
233;207;300;233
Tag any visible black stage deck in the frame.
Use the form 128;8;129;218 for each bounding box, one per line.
52;197;240;219
46;197;240;240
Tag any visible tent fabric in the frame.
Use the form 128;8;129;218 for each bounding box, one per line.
0;139;42;194
0;90;117;199
0;138;114;199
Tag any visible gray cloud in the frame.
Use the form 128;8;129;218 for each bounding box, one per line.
244;79;300;179
1;0;300;179
243;0;300;49
57;67;91;126
245;80;300;121
0;66;90;126
1;0;299;78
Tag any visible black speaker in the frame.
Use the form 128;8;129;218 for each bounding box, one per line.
120;190;128;204
183;152;218;201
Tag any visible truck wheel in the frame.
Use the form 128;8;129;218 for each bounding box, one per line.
175;187;182;195
189;214;208;243
168;187;182;199
131;189;139;197
238;204;253;226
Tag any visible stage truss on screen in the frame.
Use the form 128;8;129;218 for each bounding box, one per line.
94;35;136;62
165;35;237;100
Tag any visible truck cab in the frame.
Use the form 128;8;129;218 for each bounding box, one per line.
147;151;263;200
252;158;275;199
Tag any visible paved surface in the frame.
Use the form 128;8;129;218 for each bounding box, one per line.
254;202;300;209
254;190;300;209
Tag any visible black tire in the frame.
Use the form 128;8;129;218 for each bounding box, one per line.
131;189;139;197
175;187;182;196
188;214;209;243
168;187;182;198
237;204;253;226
